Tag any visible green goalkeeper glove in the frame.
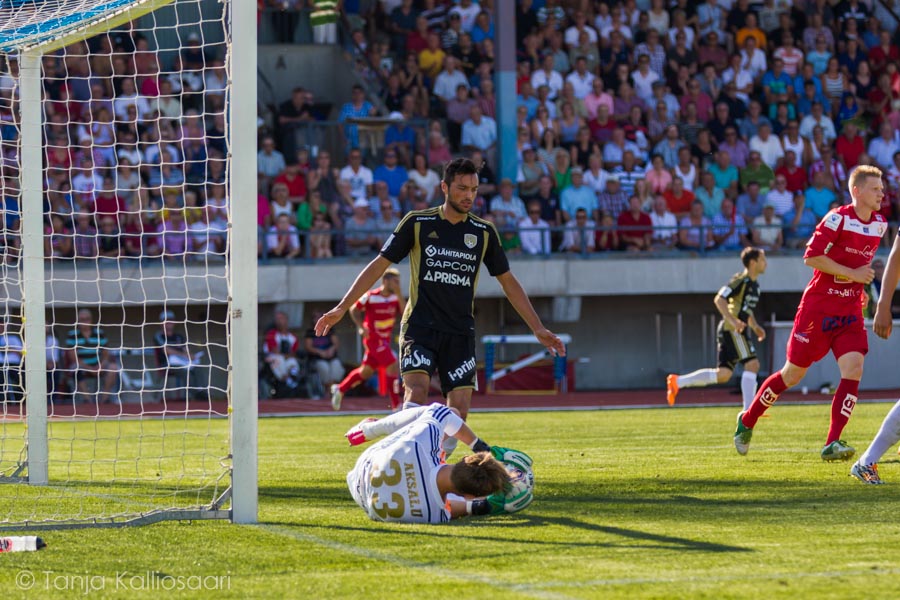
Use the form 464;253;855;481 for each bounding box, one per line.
486;487;534;515
490;446;533;472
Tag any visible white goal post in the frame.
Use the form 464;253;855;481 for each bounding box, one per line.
0;0;257;528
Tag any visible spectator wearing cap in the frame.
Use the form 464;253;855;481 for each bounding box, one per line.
155;309;204;395
597;175;629;221
560;167;597;223
517;144;547;200
782;193;818;249
339;148;374;202
489;179;526;228
611;151;645;197
751;202;783;252
449;0;481;33
384;111;416;165
343;198;378;257
373;149;409;199
518;200;552;256
440;12;462;50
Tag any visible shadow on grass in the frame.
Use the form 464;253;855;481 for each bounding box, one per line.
266;515;751;554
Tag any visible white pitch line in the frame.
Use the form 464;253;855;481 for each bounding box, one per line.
528;566;900;589
256;523;577;600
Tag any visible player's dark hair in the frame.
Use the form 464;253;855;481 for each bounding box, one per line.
450;452;510;497
442;157;481;184
741;247;762;268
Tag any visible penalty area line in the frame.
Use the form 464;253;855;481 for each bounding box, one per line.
256;524;576;600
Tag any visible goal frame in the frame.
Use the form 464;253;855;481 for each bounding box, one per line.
10;0;258;527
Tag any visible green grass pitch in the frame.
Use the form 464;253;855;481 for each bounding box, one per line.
2;403;900;599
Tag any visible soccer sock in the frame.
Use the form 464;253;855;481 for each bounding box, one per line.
743;372;788;428
676;369;718;388
741;371;758;412
860;400;900;465
338;367;365;394
825;378;860;445
387;375;400;411
364;405;429;439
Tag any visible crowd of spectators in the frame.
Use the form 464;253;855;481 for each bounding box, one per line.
0;25;229;265
256;0;900;259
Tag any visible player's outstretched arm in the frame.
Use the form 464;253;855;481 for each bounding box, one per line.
316;255;394;336
874;234;900;339
495;271;567;357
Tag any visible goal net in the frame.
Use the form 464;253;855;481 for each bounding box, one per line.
0;0;258;528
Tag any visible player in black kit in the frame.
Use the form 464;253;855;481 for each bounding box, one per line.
316;158;565;449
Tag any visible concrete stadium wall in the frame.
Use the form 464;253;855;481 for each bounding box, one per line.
27;254;900;391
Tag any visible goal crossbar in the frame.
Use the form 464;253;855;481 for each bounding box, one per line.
0;0;175;54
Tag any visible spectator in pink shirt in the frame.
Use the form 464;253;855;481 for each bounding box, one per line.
644;154;673;195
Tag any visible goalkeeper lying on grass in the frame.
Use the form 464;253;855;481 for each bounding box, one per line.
345;403;533;523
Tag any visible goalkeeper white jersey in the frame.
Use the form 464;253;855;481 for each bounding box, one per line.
349;404;463;524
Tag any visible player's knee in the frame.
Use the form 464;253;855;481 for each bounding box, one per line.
447;407;461;418
840;361;864;381
716;368;733;383
743;359;760;374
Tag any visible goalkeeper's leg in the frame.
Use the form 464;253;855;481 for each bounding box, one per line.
345;404;430;444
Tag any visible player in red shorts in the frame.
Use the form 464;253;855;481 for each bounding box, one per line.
331;268;405;411
734;165;887;460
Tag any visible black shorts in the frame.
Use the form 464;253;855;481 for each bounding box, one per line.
399;323;476;396
717;322;757;371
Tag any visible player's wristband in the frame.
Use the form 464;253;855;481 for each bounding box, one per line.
470;438;490;453
467;499;491;516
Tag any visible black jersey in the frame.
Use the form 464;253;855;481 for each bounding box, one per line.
717;271;761;332
380;206;510;334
